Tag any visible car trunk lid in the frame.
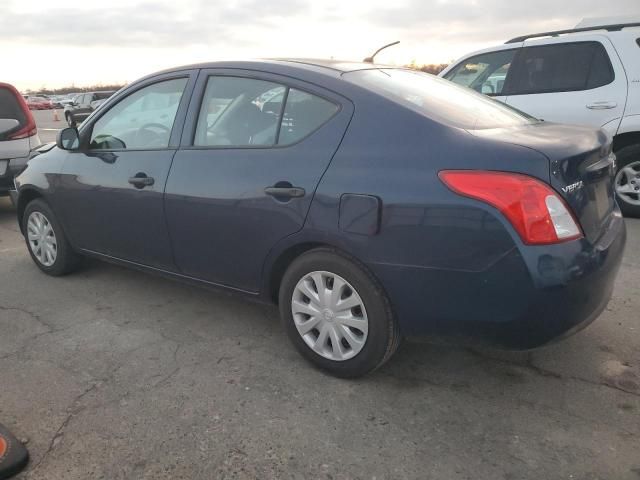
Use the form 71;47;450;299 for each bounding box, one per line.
470;122;616;243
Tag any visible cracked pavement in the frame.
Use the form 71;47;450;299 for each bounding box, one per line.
0;195;639;479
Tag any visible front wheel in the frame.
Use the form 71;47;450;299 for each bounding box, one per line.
22;199;81;276
279;248;401;378
614;144;640;218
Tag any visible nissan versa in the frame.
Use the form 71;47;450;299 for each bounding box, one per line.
11;60;626;377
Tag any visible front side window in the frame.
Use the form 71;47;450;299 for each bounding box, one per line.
89;78;187;150
444;49;516;96
509;41;614;95
194;76;338;147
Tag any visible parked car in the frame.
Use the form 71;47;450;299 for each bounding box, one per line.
25;96;53;110
440;18;640;217
0;82;41;196
63;91;115;127
48;95;67;109
12;60;625;377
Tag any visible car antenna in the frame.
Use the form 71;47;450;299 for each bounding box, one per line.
363;41;400;63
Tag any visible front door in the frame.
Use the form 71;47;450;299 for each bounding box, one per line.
164;70;353;292
56;74;194;269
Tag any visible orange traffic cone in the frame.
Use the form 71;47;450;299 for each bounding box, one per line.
53;109;60;122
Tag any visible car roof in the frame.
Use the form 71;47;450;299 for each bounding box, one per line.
147;58;397;79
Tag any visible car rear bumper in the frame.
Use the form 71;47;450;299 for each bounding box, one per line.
371;208;627;349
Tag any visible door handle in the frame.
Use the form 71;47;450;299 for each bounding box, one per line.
264;185;305;199
128;174;155;188
586;101;617;110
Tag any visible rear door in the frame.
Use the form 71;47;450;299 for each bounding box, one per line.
504;37;627;135
56;72;196;269
164;69;353;292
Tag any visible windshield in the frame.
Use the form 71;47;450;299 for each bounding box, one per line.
344;69;536;130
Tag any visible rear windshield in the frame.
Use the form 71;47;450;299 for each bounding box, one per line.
344;69;536;130
0;87;27;127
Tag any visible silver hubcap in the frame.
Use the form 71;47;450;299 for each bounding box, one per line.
292;271;368;361
27;211;57;267
615;161;640;206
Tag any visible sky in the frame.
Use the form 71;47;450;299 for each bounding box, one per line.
2;0;639;91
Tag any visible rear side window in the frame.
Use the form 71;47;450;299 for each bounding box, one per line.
194;76;338;147
509;42;614;95
444;49;516;96
0;87;27;127
278;89;338;145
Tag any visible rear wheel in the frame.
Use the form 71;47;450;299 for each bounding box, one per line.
614;144;640;218
279;248;401;378
22;199;81;276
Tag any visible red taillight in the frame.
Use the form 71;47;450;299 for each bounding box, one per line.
0;82;37;140
439;170;582;245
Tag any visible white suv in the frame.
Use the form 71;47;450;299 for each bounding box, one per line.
0;82;41;196
440;18;640;217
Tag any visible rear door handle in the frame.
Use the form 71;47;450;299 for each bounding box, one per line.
264;186;305;198
128;174;155;188
586;101;617;110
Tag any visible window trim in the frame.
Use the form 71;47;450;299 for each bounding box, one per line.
444;47;520;97
185;72;342;151
79;72;195;153
505;40;616;96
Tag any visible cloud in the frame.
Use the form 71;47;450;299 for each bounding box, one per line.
0;0;309;47
366;0;640;43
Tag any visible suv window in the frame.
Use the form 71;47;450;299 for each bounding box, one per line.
94;92;113;100
194;76;338;147
509;41;614;95
444;49;516;96
89;78;187;150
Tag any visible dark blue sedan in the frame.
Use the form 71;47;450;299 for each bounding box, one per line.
12;59;626;377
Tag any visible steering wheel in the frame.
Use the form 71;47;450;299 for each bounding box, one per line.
134;123;171;147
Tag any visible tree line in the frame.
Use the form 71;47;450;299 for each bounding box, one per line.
24;84;126;95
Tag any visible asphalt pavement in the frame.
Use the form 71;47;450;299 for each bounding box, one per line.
0;113;638;479
32;109;64;144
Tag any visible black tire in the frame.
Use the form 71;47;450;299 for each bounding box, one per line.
22;198;81;276
279;248;401;378
614;144;640;218
65;112;76;128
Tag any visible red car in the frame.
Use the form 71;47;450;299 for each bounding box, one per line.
25;96;53;110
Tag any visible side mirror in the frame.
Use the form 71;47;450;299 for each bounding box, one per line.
0;118;19;136
56;127;80;150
